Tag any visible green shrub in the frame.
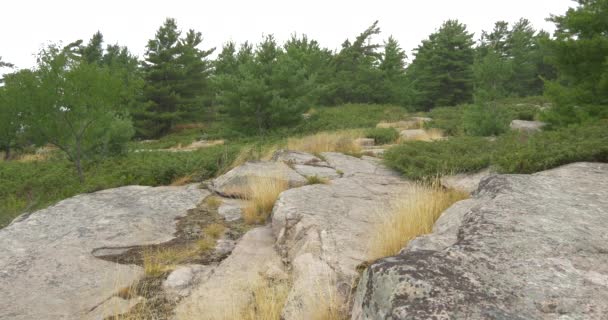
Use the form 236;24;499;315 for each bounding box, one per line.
295;104;407;134
494;124;608;173
365;128;400;145
384;122;608;180
462;103;509;136
383;137;493;179
425;105;465;136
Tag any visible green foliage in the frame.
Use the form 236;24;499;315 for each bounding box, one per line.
365;128;399;145
325;21;384;105
295;104;407;134
425;105;465;136
22;44;136;181
384;137;493;179
407;20;475;110
0;145;240;227
0;70;37;159
462;103;509;136
495;123;608;173
384;123;608;179
219;35;325;135
137;18;214;138
543;0;608;125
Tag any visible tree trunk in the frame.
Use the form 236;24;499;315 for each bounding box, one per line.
3;146;10;161
75;141;85;183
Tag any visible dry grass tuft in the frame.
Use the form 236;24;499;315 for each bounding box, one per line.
197;237;216;252
205;196;223;209
142;247;196;277
241;177;289;225
287;131;363;156
306;175;329;185
368;183;468;260
241;278;291;320
204;223;227;239
170;175;193;186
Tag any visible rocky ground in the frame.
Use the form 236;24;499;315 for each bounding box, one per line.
353;162;608;320
1;143;606;319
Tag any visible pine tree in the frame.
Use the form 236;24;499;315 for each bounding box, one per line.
544;0;608;113
380;36;408;105
137;18;214;137
408;20;475;110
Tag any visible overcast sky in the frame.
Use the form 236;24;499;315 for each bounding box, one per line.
1;0;574;75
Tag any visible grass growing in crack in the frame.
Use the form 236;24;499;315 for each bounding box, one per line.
242;177;289;225
368;183;469;260
306;175;329;185
241;278;291;320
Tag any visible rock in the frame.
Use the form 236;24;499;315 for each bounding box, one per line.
209;161;307;197
293;164;341;180
272;153;410;319
271;150;329;167
440;169;493;193
175;226;285;319
163;265;212;300
399;129;427;140
510;119;546;133
355;138;375;147
217;198;245;221
0;184;206;320
352;162;608;320
215;238;237;256
410;116;432;123
85;296;143;320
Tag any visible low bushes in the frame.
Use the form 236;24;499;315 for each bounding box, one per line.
384;123;608;179
365;128;400;145
0;144;240;227
384;137;493;179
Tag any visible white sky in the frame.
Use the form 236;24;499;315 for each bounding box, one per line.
1;0;574;75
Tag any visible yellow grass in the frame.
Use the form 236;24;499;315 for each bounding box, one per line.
170;175;193;186
197;237;216;252
398;128;444;142
205;196;223;209
142;247;197;277
204;223;226;239
306;175;329;185
241;278;291;320
287;131;363;155
368;183;469;260
242;177;289;224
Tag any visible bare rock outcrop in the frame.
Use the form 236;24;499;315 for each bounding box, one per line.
272;152;411;319
352;162;608;320
0;185;206;320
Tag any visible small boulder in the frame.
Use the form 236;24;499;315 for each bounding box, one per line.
271;150;328;167
440;169;493;193
209;161;307;197
218;198;245;222
293;164;341;180
400;129;427;140
355;138;375;147
163;265;211;300
510;119;546;133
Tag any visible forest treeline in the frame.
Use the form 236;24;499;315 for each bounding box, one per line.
0;0;607;181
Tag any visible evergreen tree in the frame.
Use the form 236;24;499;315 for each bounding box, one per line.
326;21;384;105
379;36;409;105
543;0;608;125
137;18;214;138
218;35;316;134
407;20;475;110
